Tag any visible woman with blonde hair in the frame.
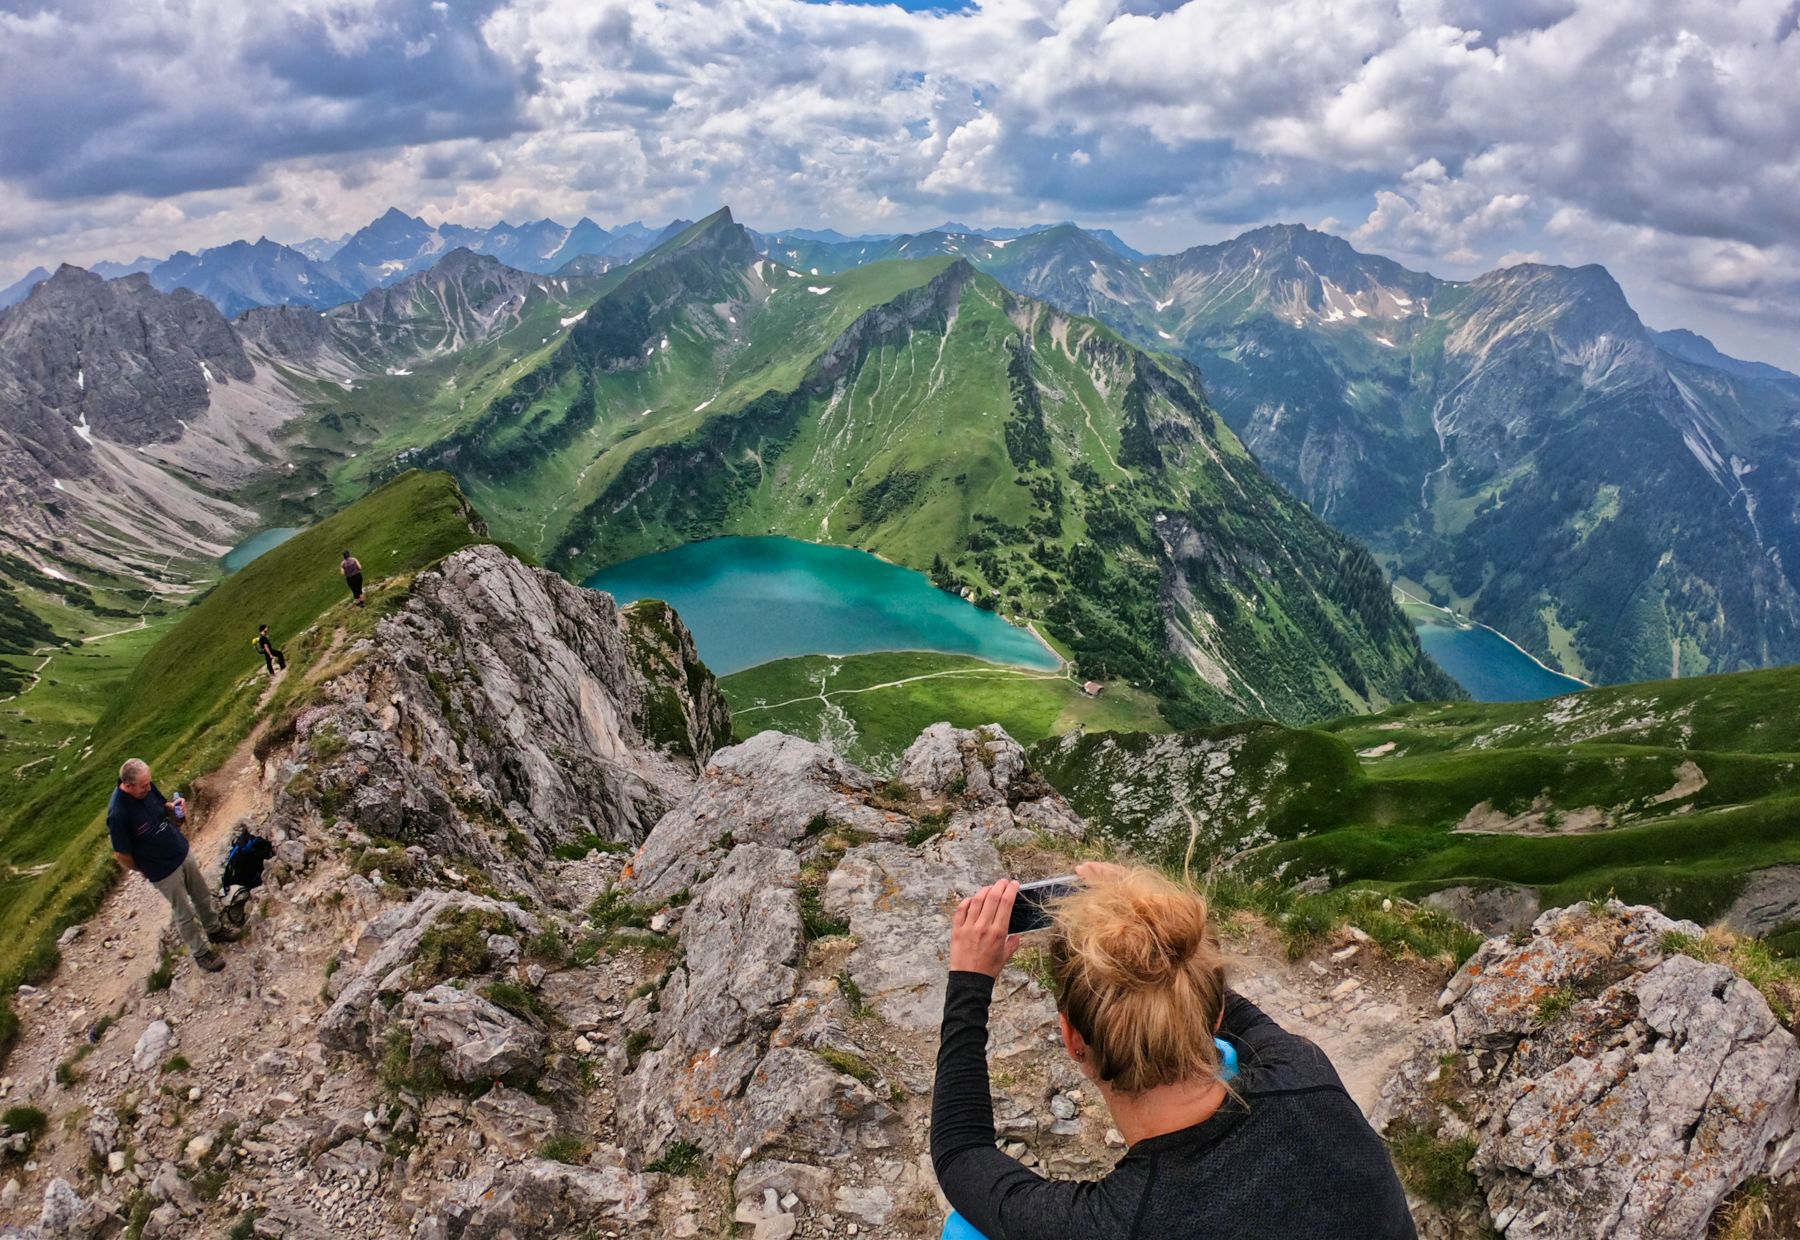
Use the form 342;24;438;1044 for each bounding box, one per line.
931;861;1415;1239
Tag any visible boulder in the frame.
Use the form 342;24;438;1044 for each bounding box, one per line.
470;1084;559;1154
427;1154;654;1236
399;985;544;1083
896;724;1084;839
1378;902;1800;1239
37;1179;104;1237
624;733;902;903
132;1020;172;1071
319;890;536;1053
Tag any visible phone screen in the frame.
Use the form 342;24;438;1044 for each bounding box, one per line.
1008;875;1079;935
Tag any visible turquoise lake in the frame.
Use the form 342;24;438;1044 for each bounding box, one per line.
221;527;300;573
584;537;1062;676
1414;619;1588;702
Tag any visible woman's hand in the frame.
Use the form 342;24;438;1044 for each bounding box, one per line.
949;879;1023;978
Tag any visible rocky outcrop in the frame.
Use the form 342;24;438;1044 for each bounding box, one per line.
1378;902;1800;1239
624;731;904;902
318;890;538;1054
612;724;1087;1185
289;543;730;867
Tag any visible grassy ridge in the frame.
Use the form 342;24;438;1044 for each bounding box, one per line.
0;471;484;1002
721;651;1167;774
1032;666;1800;926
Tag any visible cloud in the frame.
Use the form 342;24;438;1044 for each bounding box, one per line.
1;0;1797;361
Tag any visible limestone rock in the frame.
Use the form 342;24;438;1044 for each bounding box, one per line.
625;733;900;903
319;890;536;1053
825;835;1057;1055
310;545;728;857
399;984;545;1083
897;724;1084;839
470;1084;559;1154
132;1020;172;1071
617;843;804;1153
1379;901;1800;1239
37;1178;103;1237
1421;885;1541;936
429;1154;654;1236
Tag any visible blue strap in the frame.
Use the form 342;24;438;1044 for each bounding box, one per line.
941;1211;989;1240
1216;1035;1239;1082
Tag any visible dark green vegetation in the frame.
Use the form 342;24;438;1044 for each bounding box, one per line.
0;472;485;1040
288;209;1452;729
720;651;1166;773
801;223;1800;690
1032;664;1800;926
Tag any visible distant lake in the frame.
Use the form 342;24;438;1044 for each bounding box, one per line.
584;537;1062;676
1414;619;1588;702
221;528;300;573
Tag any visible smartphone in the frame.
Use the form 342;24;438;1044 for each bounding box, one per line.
1008;875;1079;935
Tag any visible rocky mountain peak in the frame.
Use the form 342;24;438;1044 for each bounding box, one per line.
0;538;1792;1236
0;264;250;448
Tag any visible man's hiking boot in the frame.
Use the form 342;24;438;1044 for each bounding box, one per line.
208;926;241;944
194;951;225;973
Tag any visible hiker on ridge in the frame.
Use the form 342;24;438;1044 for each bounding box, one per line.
932;862;1415;1239
340;549;364;607
256;623;286;676
108;759;238;973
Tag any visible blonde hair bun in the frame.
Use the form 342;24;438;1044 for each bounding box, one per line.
1049;865;1227;1094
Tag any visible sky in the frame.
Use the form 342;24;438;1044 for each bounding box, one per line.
2;0;1797;365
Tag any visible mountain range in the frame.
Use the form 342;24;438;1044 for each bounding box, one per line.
755;221;1800;685
0;210;695;317
4;203;1796;696
0;209;1456;731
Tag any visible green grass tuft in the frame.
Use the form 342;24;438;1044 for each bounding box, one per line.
645;1139;704;1177
1387;1121;1482;1211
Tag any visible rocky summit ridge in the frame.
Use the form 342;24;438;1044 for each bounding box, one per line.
0;545;1793;1239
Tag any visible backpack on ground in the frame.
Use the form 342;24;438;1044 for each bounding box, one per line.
221;828;273;892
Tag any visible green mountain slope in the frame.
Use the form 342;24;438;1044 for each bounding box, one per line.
1031;664;1800;928
381;209;1456;728
0;471;485;996
848;222;1800;689
719;651;1167;774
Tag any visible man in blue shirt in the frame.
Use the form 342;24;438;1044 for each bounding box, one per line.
108;759;238;973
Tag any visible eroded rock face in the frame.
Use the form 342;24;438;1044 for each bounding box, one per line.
291;544;730;872
400;985;544;1083
624;732;905;903
1378;902;1800;1239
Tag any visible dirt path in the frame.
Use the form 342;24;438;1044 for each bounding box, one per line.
11;659;297;1037
1222;922;1445;1114
735;664;1070;717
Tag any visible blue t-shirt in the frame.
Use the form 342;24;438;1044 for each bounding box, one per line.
106;783;189;882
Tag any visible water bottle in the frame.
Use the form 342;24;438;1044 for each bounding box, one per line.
172;791;187;822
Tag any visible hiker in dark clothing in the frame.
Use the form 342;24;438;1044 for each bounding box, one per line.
108;759;238;973
932;863;1416;1240
340;549;364;606
256;624;285;675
